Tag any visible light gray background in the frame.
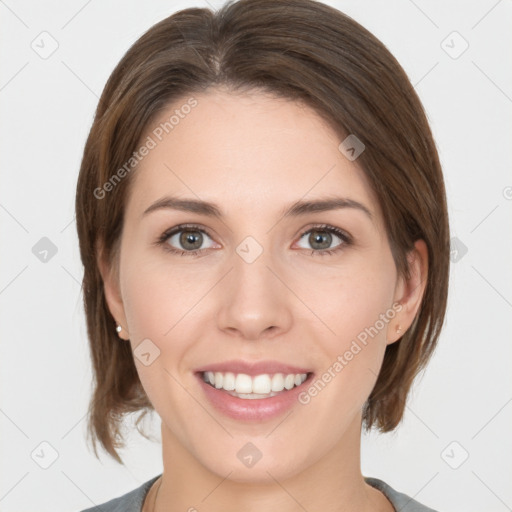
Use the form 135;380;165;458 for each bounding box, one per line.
1;1;511;511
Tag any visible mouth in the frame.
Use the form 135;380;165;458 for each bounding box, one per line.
193;359;315;421
197;370;314;400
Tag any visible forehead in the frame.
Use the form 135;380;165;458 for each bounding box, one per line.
125;89;382;226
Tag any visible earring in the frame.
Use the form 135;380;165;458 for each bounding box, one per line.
396;325;403;335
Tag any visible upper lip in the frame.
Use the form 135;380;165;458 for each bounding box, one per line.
195;359;313;377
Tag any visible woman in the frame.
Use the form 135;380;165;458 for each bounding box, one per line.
75;0;449;510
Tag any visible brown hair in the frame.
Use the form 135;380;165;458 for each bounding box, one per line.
75;0;450;463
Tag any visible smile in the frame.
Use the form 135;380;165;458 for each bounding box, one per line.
196;369;314;421
201;371;309;398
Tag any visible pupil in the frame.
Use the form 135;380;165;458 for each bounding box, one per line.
180;230;202;250
310;230;331;250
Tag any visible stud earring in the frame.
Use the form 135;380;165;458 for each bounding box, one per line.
396;325;403;335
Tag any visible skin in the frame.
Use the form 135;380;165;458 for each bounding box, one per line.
99;87;428;512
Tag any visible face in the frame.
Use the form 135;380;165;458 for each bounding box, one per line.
102;87;425;483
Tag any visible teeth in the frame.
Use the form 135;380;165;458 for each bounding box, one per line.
203;371;308;395
284;374;295;390
271;373;285;392
252;374;271;394
235;373;253;393
214;372;223;389
222;372;235;390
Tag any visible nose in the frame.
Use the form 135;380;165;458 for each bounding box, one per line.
215;246;293;341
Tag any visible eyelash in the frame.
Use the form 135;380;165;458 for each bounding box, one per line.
155;223;352;258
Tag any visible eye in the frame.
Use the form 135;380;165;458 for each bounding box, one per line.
156;224;218;256
296;224;352;256
155;223;352;257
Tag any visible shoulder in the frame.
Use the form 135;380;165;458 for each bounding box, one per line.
365;476;440;512
79;475;161;512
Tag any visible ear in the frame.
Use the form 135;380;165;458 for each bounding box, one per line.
387;239;428;345
97;239;129;340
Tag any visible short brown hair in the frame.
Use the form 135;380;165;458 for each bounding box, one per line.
75;0;450;463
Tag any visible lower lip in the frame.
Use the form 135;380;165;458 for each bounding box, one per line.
195;372;313;422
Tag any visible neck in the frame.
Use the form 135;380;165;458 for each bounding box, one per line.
153;413;392;512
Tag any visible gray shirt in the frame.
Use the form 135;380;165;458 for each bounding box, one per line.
80;474;439;511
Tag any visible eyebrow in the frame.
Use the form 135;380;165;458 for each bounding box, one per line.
142;195;373;222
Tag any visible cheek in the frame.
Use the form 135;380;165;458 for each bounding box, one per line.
303;259;396;341
122;253;201;341
302;262;396;398
120;261;194;395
